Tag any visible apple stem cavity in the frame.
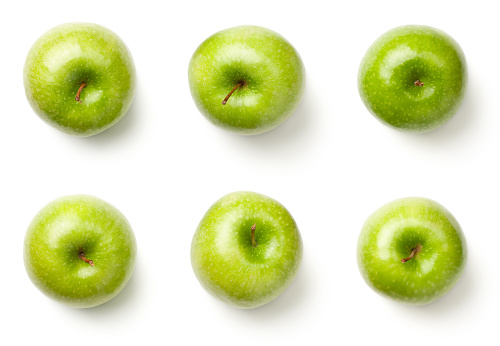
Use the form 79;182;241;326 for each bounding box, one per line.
75;82;87;103
79;252;94;267
414;80;424;87
251;223;258;247
222;82;244;105
401;244;422;263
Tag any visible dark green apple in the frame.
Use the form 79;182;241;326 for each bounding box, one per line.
24;195;137;308
358;25;467;133
188;25;305;135
357;197;467;305
24;23;136;137
191;191;303;308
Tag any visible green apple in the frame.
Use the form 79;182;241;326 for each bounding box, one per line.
357;197;467;305
24;195;137;308
188;25;305;135
24;23;136;137
358;25;467;133
191;191;303;308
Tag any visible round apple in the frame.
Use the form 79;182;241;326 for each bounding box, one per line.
357;197;467;305
191;191;303;308
24;195;137;308
188;25;305;135
24;23;136;137
358;25;467;133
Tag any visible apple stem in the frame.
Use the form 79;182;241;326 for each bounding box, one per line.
414;80;424;87
79;252;94;266
222;82;244;105
75;82;87;103
401;244;422;263
251;223;258;247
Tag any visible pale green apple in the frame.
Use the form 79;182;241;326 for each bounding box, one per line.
358;25;467;132
24;195;137;308
188;26;305;135
24;23;136;136
357;197;467;305
191;191;303;308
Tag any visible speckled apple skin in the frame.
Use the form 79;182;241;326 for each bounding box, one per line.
191;191;303;308
24;195;137;308
358;25;467;133
188;26;305;135
24;23;136;137
357;197;467;305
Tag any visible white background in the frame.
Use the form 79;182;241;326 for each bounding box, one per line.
1;0;496;344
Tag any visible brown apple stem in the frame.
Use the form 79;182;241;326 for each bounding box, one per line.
75;82;87;103
222;82;244;105
414;80;424;87
79;252;94;266
251;223;258;247
401;244;422;263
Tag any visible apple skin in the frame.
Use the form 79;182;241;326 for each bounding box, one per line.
357;197;467;305
24;195;137;308
191;191;303;308
24;23;136;137
188;25;305;135
358;25;467;133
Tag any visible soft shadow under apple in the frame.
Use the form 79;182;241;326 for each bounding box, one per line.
82;86;144;145
391;252;476;319
220;85;320;163
227;257;313;322
67;255;144;318
396;78;479;145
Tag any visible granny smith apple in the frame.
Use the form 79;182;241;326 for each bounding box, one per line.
191;191;303;308
24;23;136;136
188;25;305;135
358;25;467;133
357;197;467;305
24;195;137;308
